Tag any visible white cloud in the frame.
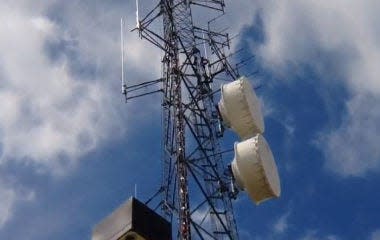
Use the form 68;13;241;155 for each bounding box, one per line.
0;179;35;229
320;93;380;177
370;229;380;240
0;1;128;226
273;211;290;234
0;184;15;228
254;0;380;177
299;230;339;240
0;1;127;174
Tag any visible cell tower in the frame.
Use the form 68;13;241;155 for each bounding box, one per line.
93;1;281;240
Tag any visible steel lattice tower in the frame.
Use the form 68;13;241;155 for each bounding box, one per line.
127;1;244;239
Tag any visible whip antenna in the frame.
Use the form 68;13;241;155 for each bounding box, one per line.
121;18;127;99
136;0;140;29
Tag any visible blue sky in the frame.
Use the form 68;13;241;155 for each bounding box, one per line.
0;1;380;239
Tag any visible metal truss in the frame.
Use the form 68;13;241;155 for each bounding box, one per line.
128;1;246;239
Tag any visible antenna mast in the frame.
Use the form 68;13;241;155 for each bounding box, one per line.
121;18;127;98
95;2;281;240
129;1;241;239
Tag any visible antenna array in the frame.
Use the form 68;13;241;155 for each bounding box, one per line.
119;1;281;240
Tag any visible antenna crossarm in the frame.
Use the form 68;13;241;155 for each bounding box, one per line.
126;89;163;101
126;78;163;91
190;0;225;11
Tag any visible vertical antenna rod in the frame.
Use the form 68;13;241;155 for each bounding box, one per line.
136;0;140;29
121;18;127;98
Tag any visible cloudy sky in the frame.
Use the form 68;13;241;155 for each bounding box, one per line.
0;0;379;239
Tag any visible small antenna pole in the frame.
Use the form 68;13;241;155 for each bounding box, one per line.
136;0;141;31
121;18;127;100
202;33;208;59
134;184;138;198
202;33;210;76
